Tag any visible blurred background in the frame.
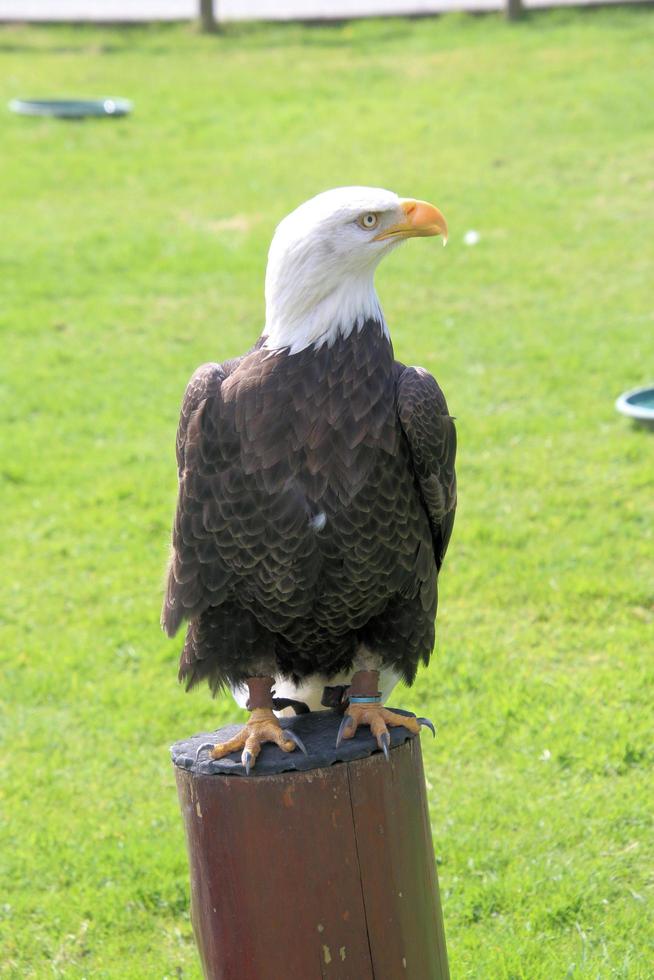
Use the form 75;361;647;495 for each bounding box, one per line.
1;3;652;977
0;0;651;18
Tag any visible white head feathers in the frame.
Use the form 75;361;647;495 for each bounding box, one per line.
263;187;406;355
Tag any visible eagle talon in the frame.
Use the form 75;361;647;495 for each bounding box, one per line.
194;741;216;762
336;713;356;748
335;701;427;753
284;729;308;755
208;708;303;774
417;717;436;737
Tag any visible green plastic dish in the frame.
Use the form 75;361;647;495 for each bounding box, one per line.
615;385;654;429
9;98;132;119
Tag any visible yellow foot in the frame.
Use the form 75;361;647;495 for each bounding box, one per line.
209;708;307;774
335;703;435;759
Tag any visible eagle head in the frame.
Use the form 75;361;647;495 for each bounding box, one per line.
263;186;447;355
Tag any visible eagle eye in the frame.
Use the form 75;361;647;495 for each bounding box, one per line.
357;212;380;230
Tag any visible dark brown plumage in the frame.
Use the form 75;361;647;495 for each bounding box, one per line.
162;319;456;695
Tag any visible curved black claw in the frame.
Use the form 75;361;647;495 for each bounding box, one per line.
194;741;216;762
284;729;308;756
243;750;253;776
379;731;391;761
335;713;355;748
417;717;436;738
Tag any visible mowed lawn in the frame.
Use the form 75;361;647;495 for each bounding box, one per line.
1;10;653;978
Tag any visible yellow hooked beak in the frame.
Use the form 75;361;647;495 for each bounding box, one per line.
373;198;448;245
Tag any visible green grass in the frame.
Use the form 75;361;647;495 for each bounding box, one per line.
1;10;653;977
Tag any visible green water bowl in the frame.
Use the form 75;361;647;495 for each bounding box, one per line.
615;385;654;429
9;98;132;119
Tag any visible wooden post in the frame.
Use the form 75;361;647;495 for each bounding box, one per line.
505;0;524;20
199;0;217;32
173;714;449;979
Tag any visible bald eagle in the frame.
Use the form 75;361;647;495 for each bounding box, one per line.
162;187;456;772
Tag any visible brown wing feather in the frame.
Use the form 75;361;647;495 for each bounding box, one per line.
174;362;226;476
396;365;457;569
162;362;228;636
161;350;325;646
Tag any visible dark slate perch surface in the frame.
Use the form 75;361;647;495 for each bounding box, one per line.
171;708;418;777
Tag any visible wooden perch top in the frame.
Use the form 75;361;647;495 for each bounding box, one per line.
171;708;420;777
